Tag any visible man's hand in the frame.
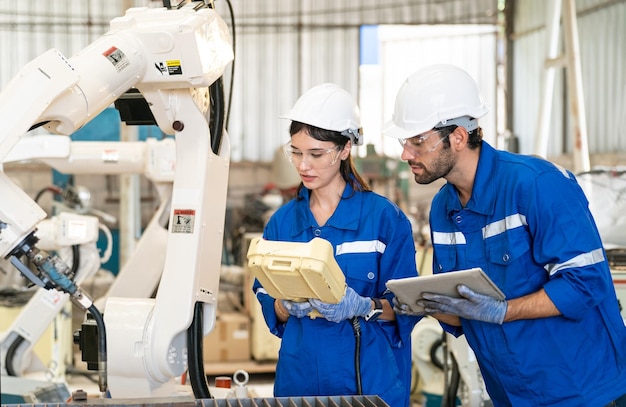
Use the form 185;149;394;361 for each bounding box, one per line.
309;286;371;323
392;296;429;316
419;284;507;324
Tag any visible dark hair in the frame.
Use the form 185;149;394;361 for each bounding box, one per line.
289;121;371;197
438;124;483;150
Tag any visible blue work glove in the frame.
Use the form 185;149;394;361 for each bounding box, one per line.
281;299;314;318
392;296;429;316
309;286;372;323
418;284;508;324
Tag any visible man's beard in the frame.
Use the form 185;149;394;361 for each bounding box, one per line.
411;148;454;185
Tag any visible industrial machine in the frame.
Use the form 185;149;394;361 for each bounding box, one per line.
412;317;492;407
7;135;177;305
0;2;233;399
1;211;108;378
1;136;177;384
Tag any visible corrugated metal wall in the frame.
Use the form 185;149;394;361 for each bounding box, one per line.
217;0;499;162
1;0;499;162
0;1;144;83
510;0;626;157
217;1;363;162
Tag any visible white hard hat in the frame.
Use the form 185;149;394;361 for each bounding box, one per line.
383;64;489;139
280;83;364;145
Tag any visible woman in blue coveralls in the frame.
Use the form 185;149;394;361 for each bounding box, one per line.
252;83;421;407
385;64;626;407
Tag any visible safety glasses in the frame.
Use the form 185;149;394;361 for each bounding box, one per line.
399;131;450;156
283;144;343;169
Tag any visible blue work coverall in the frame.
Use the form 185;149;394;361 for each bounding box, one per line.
430;141;626;406
253;183;421;407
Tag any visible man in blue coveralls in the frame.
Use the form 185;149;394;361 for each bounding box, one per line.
384;64;626;407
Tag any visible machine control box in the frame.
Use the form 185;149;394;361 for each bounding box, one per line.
246;237;346;303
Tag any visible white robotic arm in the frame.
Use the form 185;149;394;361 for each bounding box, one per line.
1;212;104;378
0;2;233;398
6;134;176;206
0;4;229;257
1;136;174;379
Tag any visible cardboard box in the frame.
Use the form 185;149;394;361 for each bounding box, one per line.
249;298;281;361
203;313;251;363
243;266;281;361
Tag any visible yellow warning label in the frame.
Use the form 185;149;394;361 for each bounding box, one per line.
172;209;195;233
154;60;183;76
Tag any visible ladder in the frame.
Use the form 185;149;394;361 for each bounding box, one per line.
534;0;590;173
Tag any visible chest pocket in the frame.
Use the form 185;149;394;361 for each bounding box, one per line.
341;253;379;296
433;245;458;274
485;228;531;266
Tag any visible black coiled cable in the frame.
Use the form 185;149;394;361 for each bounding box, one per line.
350;317;363;395
187;302;213;399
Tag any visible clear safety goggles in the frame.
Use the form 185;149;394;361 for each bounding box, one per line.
399;116;477;156
282;143;342;169
399;131;450;156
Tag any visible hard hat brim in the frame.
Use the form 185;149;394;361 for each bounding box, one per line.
383;119;422;140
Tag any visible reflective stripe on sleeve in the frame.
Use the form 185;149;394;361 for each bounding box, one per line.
544;247;606;276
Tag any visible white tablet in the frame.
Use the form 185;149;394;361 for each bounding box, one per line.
385;267;505;314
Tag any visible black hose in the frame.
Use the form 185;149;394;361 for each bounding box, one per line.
70;245;80;276
205;0;235;132
444;354;460;407
430;338;444;370
187;302;213;399
33;185;62;204
441;335;460;407
5;335;25;376
223;0;235;130
350;317;363;395
209;77;225;155
87;304;108;393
